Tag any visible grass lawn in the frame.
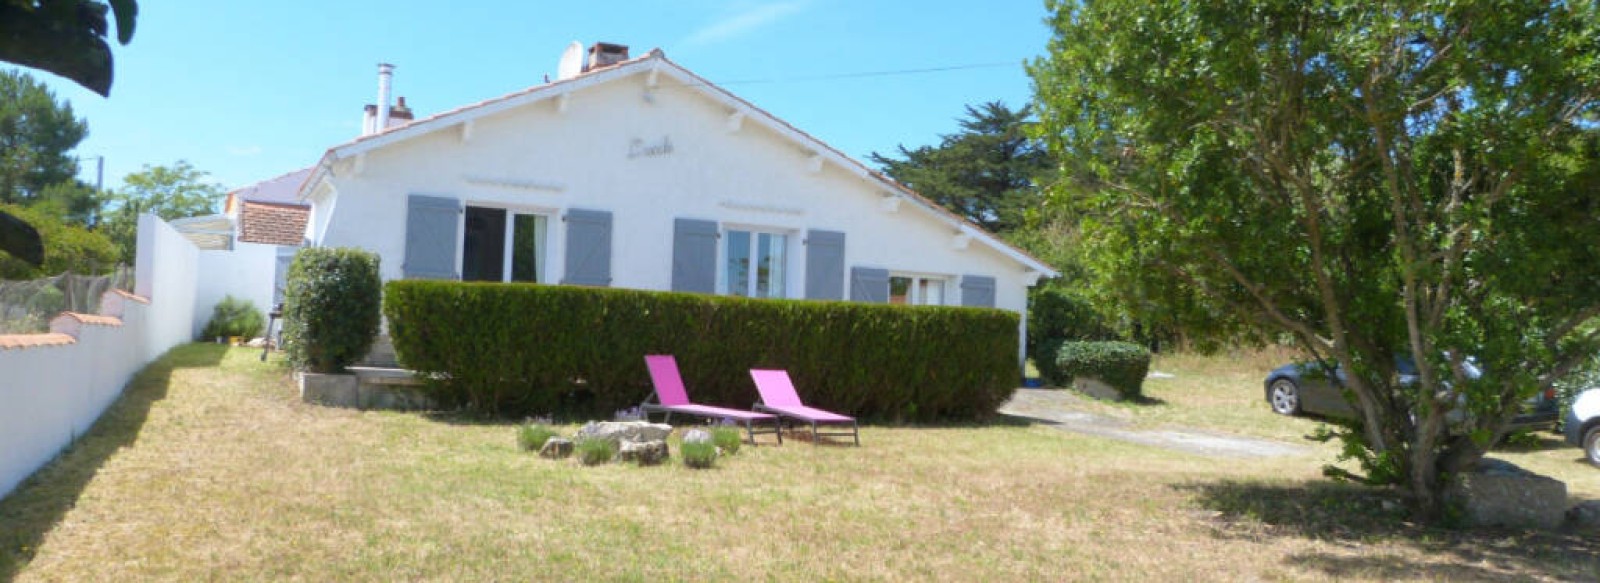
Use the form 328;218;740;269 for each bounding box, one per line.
2;344;1598;581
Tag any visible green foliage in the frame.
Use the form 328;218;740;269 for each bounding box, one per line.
0;71;87;206
100;161;224;260
1027;286;1118;362
384;281;1020;421
1031;0;1600;520
1052;341;1151;400
201;295;264;340
0;203;119;279
0;0;137;97
23;284;64;315
575;437;615;466
869;101;1051;233
711;426;742;456
283;247;381;374
517;423;557;452
680;441;717;469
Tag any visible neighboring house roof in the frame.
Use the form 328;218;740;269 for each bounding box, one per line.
226;167;313;214
300;49;1058;278
237;201;309;246
170;214;234;250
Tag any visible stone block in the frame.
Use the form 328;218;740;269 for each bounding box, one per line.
299;372;359;408
1447;458;1567;530
574;421;673;446
618;439;669;465
540;438;574;459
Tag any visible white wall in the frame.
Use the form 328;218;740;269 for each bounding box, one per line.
313;70;1044;327
0;214;199;499
193;241;279;339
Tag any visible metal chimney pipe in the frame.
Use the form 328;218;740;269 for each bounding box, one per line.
376;63;394;132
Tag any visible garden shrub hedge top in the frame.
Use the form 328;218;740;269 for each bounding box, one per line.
384;281;1020;422
1052;341;1151;400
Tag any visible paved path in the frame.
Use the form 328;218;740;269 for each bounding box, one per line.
999;388;1313;459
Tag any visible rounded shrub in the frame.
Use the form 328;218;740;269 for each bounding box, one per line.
282;247;382;373
517;423;557;452
680;441;717;469
1027;286;1118;367
202;295;265;339
711;426;742;455
1054;341;1152;400
576;437;616;466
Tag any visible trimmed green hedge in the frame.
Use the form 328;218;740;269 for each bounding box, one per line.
1053;341;1151;399
283;247;382;373
1026;286;1118;369
383;281;1020;421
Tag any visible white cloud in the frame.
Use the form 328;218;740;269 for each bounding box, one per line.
227;145;263;156
683;2;809;48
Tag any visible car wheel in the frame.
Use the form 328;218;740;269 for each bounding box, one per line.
1269;378;1301;416
1585;425;1600;468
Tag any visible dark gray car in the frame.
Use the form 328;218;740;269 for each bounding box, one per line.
1264;357;1559;431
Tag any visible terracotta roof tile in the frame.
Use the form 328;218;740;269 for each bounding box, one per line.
111;289;150;304
238;201;310;246
0;333;75;350
54;312;123;326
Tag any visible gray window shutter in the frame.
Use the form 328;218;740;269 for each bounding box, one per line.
403;194;461;279
671;218;718;293
960;275;996;307
804;230;846;300
563;208;613;286
849;267;889;303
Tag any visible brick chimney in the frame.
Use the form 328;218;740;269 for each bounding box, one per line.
584;43;629;72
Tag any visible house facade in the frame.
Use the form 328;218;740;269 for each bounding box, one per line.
288;45;1055;360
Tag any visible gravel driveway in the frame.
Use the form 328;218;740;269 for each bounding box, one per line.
999;388;1313;459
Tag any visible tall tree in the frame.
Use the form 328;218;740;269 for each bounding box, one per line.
0;70;88;206
1031;0;1600;520
100;161;223;259
870;101;1051;233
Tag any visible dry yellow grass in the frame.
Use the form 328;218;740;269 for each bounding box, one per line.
1;344;1597;581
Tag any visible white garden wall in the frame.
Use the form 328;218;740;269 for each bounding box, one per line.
193;241;278;339
0;214;199;499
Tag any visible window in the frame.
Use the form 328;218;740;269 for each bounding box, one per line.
725;229;788;298
462;206;549;283
889;274;947;305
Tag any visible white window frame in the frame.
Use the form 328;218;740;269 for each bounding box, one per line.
889;272;951;306
460;202;557;284
720;225;795;299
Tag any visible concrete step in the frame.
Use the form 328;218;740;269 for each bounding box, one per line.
359;334;400;367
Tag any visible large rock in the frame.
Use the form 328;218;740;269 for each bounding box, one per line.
1567;500;1600;530
575;421;673;446
1446;458;1567;530
618;439;670;465
539;437;574;459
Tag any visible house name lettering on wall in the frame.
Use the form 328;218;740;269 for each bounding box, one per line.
628;136;674;159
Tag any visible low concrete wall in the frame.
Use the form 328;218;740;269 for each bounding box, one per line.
0;215;199;499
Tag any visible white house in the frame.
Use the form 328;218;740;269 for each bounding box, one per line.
276;43;1055;360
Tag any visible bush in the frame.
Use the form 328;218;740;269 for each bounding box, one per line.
1026;286;1118;368
384;281;1020;421
201;295;265;339
575;437;616;466
1053;341;1151;399
517;423;557;452
0;203;120;279
711;426;742;455
282;247;382;373
680;441;717;469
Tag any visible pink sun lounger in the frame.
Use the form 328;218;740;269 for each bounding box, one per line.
642;355;782;445
749;369;860;446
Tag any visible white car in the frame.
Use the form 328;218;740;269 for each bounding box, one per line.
1566;388;1600;467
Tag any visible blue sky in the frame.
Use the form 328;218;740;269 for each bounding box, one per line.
20;1;1052;194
